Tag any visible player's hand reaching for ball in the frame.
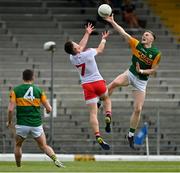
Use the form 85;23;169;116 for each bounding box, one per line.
104;13;114;23
102;30;110;40
85;23;95;35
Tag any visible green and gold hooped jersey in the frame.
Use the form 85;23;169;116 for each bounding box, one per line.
10;84;47;127
129;37;161;81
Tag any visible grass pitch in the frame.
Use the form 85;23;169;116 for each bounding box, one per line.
0;161;180;172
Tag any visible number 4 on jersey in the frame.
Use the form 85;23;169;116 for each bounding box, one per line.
23;86;35;101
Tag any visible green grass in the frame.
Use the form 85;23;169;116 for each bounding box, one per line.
0;161;180;172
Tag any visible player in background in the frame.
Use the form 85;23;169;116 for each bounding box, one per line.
104;14;161;149
64;23;112;150
7;69;64;168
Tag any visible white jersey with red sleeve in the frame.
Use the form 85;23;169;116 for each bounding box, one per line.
70;48;103;84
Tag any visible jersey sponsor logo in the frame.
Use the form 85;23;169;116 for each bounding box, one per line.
138;51;153;65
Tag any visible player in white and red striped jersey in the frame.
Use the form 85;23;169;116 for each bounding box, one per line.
64;23;112;150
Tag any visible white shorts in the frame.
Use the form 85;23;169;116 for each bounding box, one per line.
127;70;148;92
15;125;44;139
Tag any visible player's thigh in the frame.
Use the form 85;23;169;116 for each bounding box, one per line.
110;70;129;87
87;103;98;116
132;90;146;108
87;103;99;122
34;132;47;147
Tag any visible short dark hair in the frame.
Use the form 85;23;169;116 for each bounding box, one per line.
145;30;156;40
23;69;34;81
64;41;76;55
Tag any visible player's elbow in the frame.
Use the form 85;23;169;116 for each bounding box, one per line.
151;66;158;75
79;46;84;52
149;68;157;76
151;70;156;75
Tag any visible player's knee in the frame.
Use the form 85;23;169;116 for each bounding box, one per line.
15;140;23;147
108;81;119;95
108;81;116;89
90;113;96;120
133;105;142;116
15;143;22;149
112;81;120;88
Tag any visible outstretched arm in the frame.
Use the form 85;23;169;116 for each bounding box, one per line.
96;31;109;54
104;14;132;42
79;23;94;51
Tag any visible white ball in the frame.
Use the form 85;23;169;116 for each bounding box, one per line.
43;41;56;51
98;4;112;18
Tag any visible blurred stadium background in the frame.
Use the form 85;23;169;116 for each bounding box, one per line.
0;0;180;160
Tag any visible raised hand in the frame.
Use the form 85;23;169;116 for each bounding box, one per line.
104;13;114;23
102;30;110;40
85;23;95;35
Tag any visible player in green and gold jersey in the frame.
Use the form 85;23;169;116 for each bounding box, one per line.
104;14;161;149
7;69;64;168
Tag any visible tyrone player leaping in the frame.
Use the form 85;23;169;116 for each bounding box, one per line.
64;23;112;150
